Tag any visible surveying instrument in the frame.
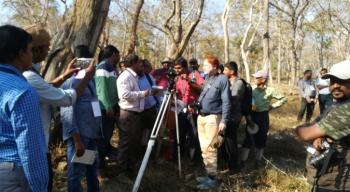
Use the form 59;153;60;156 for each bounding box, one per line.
132;68;182;192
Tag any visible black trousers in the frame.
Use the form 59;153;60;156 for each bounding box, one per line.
243;111;269;149
98;107;118;167
117;110;142;171
297;98;315;122
219;120;240;171
178;112;202;163
48;153;53;192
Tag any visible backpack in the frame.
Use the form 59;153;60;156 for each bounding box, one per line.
239;78;252;116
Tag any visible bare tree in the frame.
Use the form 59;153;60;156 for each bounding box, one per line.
240;0;262;82
270;0;311;86
163;0;205;59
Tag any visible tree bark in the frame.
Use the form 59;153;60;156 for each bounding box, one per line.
263;0;272;84
42;0;111;80
222;0;232;63
127;0;144;55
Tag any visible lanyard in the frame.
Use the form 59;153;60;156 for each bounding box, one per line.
198;75;217;104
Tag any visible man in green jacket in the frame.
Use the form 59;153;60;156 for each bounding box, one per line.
95;45;120;168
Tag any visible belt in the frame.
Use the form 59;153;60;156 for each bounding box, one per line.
121;109;142;114
199;112;220;117
0;162;15;170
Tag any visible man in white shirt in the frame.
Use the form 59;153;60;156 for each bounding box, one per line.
22;25;95;192
316;68;333;114
116;54;157;176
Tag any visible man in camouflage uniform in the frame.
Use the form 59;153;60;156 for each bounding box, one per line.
296;60;350;192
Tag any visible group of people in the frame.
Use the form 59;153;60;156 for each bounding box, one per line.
297;68;334;122
1;23;350;192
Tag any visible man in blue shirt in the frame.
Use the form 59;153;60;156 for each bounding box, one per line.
138;59;158;151
196;55;231;190
0;25;48;192
60;45;102;192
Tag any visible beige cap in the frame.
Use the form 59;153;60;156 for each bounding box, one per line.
24;25;51;48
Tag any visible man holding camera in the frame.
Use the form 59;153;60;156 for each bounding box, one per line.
23;25;95;192
173;57;204;163
296;60;350;191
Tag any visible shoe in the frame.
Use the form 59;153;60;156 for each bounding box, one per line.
196;177;217;190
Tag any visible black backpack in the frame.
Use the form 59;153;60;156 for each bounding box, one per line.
239;78;252;116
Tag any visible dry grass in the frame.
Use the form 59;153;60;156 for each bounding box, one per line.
52;84;315;192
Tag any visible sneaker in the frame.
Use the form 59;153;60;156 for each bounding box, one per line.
196;177;217;190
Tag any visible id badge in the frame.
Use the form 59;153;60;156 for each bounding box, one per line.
91;100;102;117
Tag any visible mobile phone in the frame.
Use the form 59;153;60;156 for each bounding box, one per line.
76;58;93;69
152;85;165;90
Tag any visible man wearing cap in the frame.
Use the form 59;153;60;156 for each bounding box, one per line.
241;70;287;168
296;60;350;191
150;57;173;89
23;25;95;191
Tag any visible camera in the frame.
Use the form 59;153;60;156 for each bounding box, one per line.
309;140;332;167
166;67;178;91
75;58;93;69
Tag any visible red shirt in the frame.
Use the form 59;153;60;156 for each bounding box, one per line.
175;71;204;105
150;68;168;89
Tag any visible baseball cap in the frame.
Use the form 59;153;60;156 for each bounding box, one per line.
24;25;51;48
252;70;269;79
322;60;350;80
161;57;173;64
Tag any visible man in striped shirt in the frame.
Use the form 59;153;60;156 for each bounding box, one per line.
95;45;120;168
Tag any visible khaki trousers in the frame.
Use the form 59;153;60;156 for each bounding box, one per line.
197;114;221;175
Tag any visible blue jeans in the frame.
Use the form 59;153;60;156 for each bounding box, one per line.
318;94;333;114
67;137;99;192
0;162;30;192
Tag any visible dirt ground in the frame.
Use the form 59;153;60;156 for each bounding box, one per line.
52;84;315;192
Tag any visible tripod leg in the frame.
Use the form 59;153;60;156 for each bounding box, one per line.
154;106;170;161
132;93;172;192
173;94;182;177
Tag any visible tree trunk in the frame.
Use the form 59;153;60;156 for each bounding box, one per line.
127;0;144;55
239;0;261;82
222;0;232;63
263;0;272;84
277;30;282;84
40;0;111;145
42;0;111;80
